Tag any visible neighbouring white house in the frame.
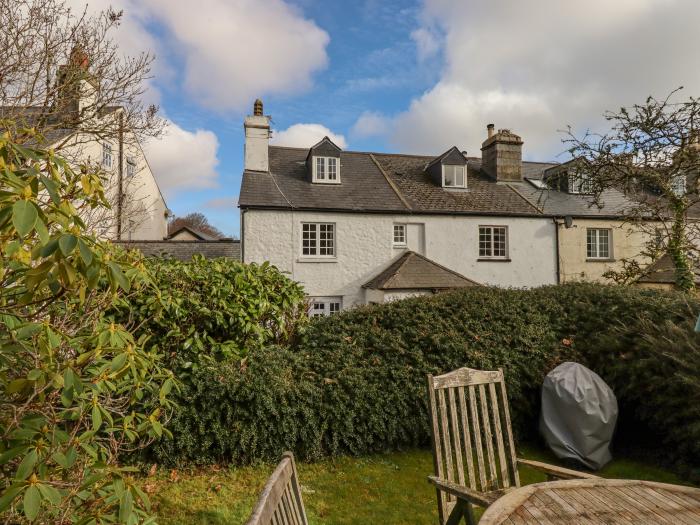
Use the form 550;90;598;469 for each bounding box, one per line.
1;47;169;241
239;101;564;313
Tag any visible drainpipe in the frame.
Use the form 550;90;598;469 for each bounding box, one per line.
553;217;561;284
116;112;124;240
240;208;246;262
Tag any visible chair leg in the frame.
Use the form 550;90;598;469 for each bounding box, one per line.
465;502;476;525
445;500;470;525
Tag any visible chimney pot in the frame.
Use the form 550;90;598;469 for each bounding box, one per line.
253;98;263;117
487;123;495;138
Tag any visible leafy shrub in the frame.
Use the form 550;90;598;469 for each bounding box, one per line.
0;133;175;523
118;256;307;366
153;283;700;473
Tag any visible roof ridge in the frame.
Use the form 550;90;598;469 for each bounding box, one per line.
370;153;413;211
506;183;544;214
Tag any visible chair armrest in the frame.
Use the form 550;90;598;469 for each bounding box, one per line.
428;475;502;507
517;458;599;480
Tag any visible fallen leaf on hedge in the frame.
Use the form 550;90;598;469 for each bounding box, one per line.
323;378;337;384
148;464;157;477
169;469;178;482
143;482;157;494
562;338;572;347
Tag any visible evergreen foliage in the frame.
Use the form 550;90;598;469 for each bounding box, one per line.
152;283;700;476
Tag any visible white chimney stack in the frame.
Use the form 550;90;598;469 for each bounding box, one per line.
244;98;271;172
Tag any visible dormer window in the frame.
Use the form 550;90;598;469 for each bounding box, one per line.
313;156;339;183
307;137;343;185
568;172;593;194
443;165;466;188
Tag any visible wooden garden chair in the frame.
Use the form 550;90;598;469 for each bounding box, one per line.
245;451;309;525
427;367;598;525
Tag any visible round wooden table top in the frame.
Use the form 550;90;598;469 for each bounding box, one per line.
478;478;700;525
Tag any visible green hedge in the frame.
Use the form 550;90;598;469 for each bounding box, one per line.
115;256;307;365
152;283;700;474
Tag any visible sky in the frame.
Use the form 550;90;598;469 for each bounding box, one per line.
73;0;700;237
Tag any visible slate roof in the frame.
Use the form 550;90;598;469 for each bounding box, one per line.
373;154;540;215
240;146;543;216
240;146;408;212
115;240;241;261
239;145;639;219
636;253;700;285
513;179;640;217
363;251;480;290
167;225;219;241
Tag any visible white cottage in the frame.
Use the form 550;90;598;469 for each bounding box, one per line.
239;101;558;314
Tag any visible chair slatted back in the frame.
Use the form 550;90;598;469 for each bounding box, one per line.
245;452;309;525
427;368;520;522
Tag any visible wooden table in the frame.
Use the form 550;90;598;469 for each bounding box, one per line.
479;478;700;524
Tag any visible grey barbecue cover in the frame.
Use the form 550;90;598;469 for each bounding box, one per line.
539;362;618;470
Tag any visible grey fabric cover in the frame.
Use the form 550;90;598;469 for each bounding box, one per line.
540;362;618;470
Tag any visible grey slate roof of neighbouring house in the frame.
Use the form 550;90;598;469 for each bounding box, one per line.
167;225;219;241
636;253;700;285
363;251;480;290
239;144;640;218
115;240;241;261
513;180;639;218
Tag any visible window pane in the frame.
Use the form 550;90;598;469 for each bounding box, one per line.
319;223;334;256
302;223;317;255
455;166;465;187
316;157;325;180
393;224;406;244
479;227;492;257
328;157;337;180
493;227;507;257
598;229;610;258
586;229;597;258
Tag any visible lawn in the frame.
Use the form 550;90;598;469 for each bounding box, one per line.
143;446;691;524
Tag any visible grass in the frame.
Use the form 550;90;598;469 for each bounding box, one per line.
143;446;692;525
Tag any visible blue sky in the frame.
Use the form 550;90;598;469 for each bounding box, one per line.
98;0;700;238
151;0;438;237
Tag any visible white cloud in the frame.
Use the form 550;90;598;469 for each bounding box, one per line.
410;27;440;62
351;111;390;138
205;196;238;209
363;0;698;159
271;123;348;149
68;0;329;112
144;121;220;196
139;0;330;111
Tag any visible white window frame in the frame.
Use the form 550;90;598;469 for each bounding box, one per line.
568;172;594;194
312;156;341;184
478;225;509;259
126;157;136;177
393;223;407;247
442;164;466;188
102;142;113;169
301;222;336;258
308;296;342;317
587;228;612;260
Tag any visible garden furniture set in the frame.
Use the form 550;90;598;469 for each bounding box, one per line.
246;367;700;525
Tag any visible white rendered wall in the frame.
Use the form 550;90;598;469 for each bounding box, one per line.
58;126;168;241
243;209;557;308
